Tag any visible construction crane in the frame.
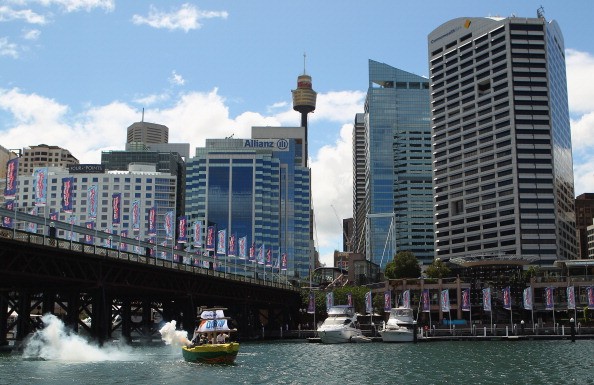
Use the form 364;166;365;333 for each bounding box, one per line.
330;204;354;253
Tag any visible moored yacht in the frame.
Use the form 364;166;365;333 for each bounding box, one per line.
317;305;363;344
380;306;416;342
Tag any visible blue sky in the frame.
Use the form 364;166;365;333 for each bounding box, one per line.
2;0;594;266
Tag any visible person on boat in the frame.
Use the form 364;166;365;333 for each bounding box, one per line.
216;333;226;344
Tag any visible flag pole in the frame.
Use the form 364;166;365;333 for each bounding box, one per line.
531;286;535;333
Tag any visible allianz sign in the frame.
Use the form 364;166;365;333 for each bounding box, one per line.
243;139;289;151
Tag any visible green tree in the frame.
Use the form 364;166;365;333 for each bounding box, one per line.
384;250;421;279
424;258;451;279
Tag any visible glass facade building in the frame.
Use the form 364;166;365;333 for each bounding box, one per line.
428;16;578;263
357;60;434;268
185;127;312;279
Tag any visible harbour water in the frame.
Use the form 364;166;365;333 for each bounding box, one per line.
1;335;593;384
3;218;592;383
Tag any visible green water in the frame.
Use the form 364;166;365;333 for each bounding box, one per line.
0;340;593;385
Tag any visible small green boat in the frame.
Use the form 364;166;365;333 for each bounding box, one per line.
182;308;239;364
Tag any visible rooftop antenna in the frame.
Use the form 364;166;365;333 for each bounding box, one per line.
303;52;307;75
141;108;145;122
537;6;545;19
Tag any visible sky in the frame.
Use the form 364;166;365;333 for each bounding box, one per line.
2;0;594;267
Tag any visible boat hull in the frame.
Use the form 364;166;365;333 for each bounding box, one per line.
380;329;414;343
318;328;363;344
182;343;240;364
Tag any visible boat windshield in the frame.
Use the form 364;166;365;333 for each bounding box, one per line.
391;308;413;318
322;317;350;326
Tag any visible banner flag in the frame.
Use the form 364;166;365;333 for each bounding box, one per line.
3;200;14;228
567;286;575;310
347;293;353;307
147;207;157;236
461;288;471;312
365;291;373;314
307;291;315;314
238;236;247;259
132;200;140;233
216;228;226;255
4;158;19;199
587;287;594;310
402;290;410;309
88;185;98;219
112;193;121;227
120;229;128;251
27;207;38;233
228;233;236;256
257;244;265;265
68;215;76;240
177;216;187;243
545;287;554;311
326;292;334;312
483;288;492;312
249;243;256;263
33;167;48;206
281;252;288;271
422;289;430;312
523;287;533;310
85;221;94;244
61;177;74;213
206;226;215;250
502;286;511;310
193;221;202;248
384;291;392;312
265;248;272;266
164;211;174;239
133;236;142;255
49;211;59;221
441;289;450;312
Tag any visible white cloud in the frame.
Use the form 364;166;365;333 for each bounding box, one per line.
0;37;19;58
22;28;41;40
566;49;594;113
0;5;47;24
36;0;115;13
169;70;185;86
132;4;228;32
133;93;170;107
310;123;356;266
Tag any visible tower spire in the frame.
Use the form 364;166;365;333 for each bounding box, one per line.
292;55;317;166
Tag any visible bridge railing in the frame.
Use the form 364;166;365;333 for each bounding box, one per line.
0;222;297;291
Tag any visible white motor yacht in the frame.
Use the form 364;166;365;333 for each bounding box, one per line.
317;305;363;344
380;306;416;342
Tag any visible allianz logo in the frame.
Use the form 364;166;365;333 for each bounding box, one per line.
244;139;289;150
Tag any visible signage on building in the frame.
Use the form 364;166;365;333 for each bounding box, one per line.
68;164;105;173
243;139;289;151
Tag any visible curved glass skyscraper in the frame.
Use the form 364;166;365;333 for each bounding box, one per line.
354;60;434;268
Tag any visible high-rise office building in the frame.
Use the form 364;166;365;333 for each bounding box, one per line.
18;144;79;176
575;193;594;259
355;60;434;268
126;121;169;145
185;127;312;279
352;113;366;254
101;150;186;222
428;15;578;263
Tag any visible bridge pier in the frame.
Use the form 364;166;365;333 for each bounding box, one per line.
42;291;55;315
120;298;132;343
64;291;79;333
0;291;8;346
15;290;31;344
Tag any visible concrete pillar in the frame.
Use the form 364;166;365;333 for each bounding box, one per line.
0;291;8;346
120;298;132;344
16;290;31;342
